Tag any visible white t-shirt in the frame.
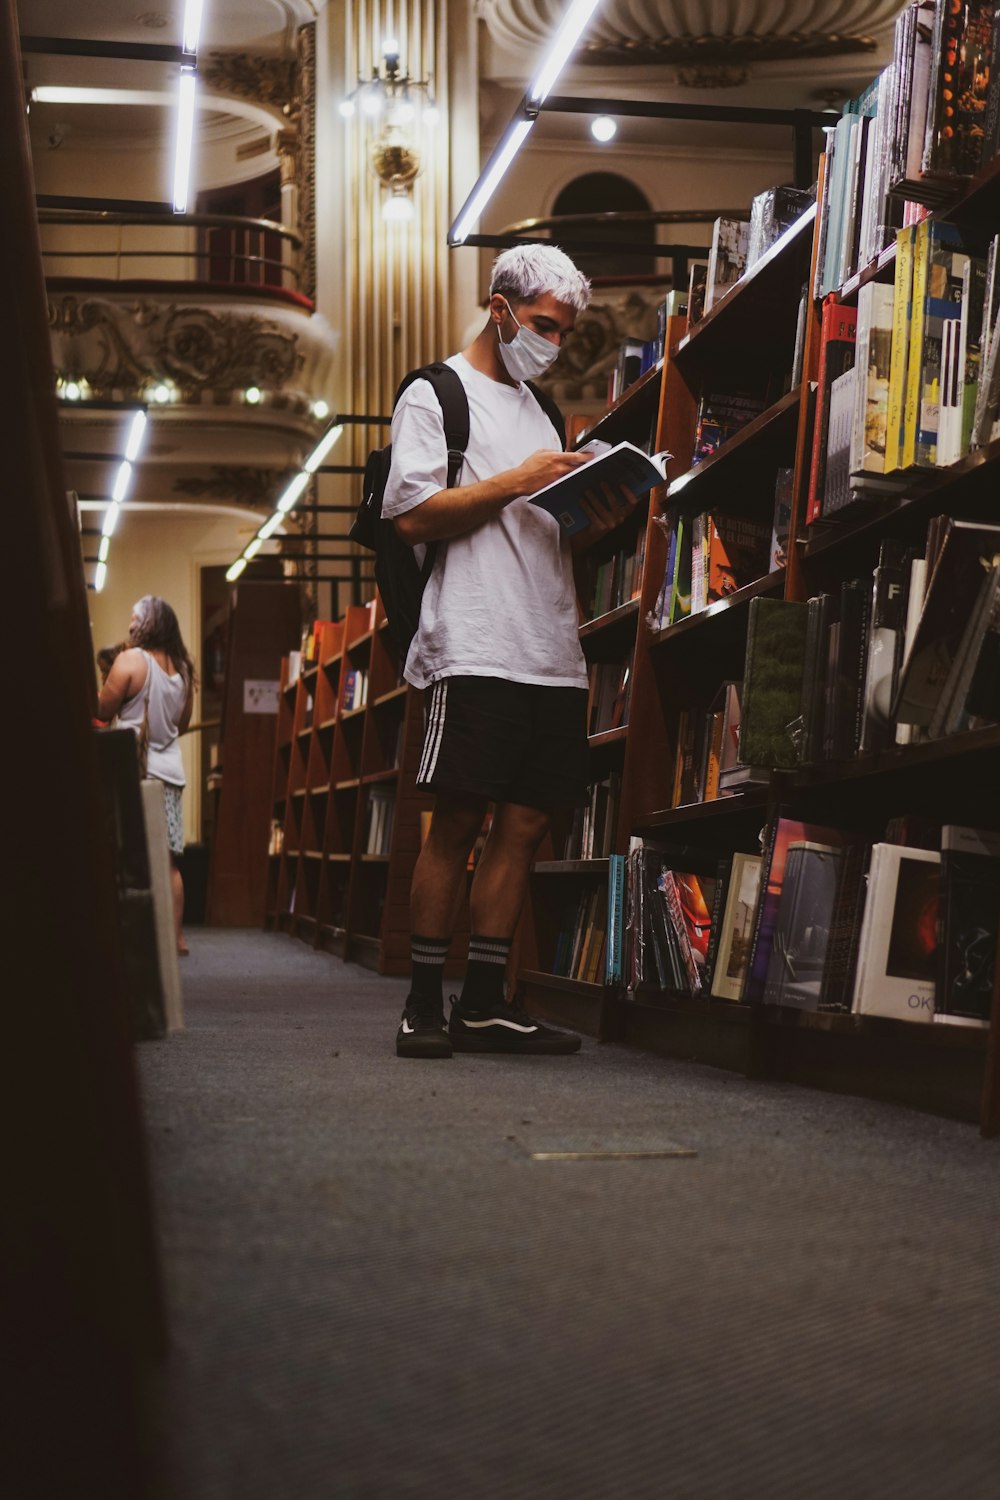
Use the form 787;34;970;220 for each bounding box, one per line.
382;353;587;690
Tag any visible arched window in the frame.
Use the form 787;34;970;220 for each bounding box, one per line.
551;173;654;279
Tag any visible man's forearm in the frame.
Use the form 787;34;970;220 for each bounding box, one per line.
393;471;523;545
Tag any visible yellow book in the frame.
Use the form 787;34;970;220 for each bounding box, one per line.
901;217;930;470
884;225;913;472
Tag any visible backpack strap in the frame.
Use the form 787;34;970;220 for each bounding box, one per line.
395;361;470;488
524;379;567;451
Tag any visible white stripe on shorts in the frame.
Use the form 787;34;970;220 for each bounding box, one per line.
417;680;442;783
418;679;449;785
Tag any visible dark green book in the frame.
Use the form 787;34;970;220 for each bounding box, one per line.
738;598;809;769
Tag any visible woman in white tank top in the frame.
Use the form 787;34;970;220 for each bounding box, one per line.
97;596;196;955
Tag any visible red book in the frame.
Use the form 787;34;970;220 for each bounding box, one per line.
806;297;857;525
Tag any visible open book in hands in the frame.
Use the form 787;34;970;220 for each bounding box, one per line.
526;440;672;536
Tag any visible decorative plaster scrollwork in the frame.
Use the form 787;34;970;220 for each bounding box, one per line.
202;51;298;114
536;285;665;404
173;467;301;507
49;293;309;400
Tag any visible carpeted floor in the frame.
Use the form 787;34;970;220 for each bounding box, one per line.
139;929;1000;1500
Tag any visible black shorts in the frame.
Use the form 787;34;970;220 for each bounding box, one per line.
416;676;589;810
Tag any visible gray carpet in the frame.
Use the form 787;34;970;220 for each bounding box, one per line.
139;930;1000;1500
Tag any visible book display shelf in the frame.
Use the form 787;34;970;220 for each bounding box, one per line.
515;138;1000;1133
266;597;468;976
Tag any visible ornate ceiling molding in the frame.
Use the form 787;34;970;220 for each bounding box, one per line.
202;50;299;119
476;1;905;67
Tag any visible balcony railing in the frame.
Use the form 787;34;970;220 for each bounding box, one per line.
39;209;304;297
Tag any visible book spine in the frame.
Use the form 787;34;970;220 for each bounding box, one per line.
606;854;625;985
701;857;730;995
901;216;930;469
885;224;914;471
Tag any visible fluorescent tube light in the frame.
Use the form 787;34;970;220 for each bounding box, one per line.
173;67;197;213
124;410;147;462
112;460;133;504
32;86;122;105
98;536;110;563
276;471;310;513
303;423;344;473
258;511;284;540
527;0;603;105
243;538;262;559
94;561;107;592
102;502;121;538
225;557;247;582
182;0;204;55
450;117;534;245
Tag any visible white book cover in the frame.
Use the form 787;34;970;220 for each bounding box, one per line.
853;282;895;474
938;254;970;468
711;853;762;1002
851;843;940;1022
895;556;927;745
705;218;749;311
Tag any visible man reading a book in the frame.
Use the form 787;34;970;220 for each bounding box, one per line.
385;243;636;1058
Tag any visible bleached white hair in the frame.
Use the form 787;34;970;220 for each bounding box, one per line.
489;243;591;312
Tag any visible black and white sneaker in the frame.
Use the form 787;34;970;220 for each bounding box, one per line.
396;994;452;1058
449;995;582;1055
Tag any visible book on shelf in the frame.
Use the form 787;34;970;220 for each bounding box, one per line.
562;771;621;861
893;519;1000;729
707;513;772;602
704;217;749;312
527;442;670;537
553;886;607;984
364;785;396;855
806;300;857;524
686;259;710;326
937;824;1000;1024
587;658;633;736
761;841;848;1009
287;650;303;687
744;816;863;1005
851;280;895;475
606;852;626;985
738;598;809;770
922;0;996;182
622;838;717;996
710;853;763;1002
770;468;793;572
692;384;768;466
588;528;646;620
859;540;910;755
851;843;941;1022
341;667;369;712
746;185;814;270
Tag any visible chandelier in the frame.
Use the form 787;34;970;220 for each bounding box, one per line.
339;38;439;222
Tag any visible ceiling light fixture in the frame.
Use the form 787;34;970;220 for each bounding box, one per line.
340;38;438;224
591;115;617;142
112;460;133;504
448;0;603;245
94;561;108;592
224;422;344;580
124;409;148;462
182;0;204;56
172;65;197;212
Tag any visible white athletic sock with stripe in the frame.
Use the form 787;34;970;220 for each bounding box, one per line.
460;934;511;1010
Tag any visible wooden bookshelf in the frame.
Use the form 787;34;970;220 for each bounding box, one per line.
513;166;1000;1133
265;595;469;979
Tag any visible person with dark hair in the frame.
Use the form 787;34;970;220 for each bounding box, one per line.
384;243;638;1058
96;642;126;686
97;595;196;955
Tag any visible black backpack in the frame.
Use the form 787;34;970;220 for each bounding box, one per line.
349;361;565;662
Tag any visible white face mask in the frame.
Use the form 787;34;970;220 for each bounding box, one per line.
495;299;561;382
